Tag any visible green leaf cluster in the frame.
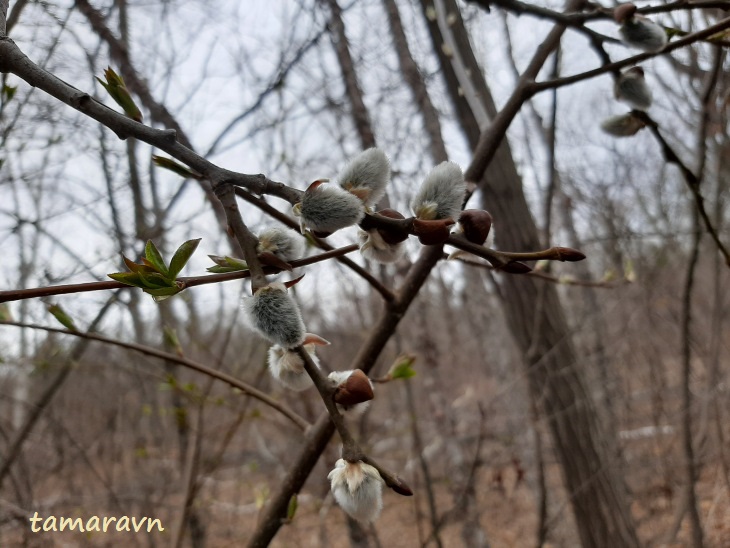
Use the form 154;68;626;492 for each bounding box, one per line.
108;239;201;301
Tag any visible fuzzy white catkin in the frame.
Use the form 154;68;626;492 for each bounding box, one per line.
411;161;466;221
358;229;406;264
267;345;319;391
299;184;365;233
257;227;305;262
619;18;667;52
338;148;390;208
242;283;305;348
328;459;384;523
600;113;644;137
615;71;652;111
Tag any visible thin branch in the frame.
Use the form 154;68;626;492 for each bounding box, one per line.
247;246;445;547
634;110;730;266
0;37;303;206
0;320;311;431
0;245;359;303
464;0;584;186
530;17;730;95
213;184;266;292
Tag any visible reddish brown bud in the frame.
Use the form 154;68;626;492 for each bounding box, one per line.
614;3;637;23
458;209;492;245
333;369;374;406
412;218;455;245
555;247;586;262
312;230;334;239
388;477;414;497
376;208;409;244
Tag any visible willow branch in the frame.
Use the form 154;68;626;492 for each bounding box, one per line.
634;111;730;267
0;245;359;303
0;320;310;431
529;17;730;94
234;188;395;301
0;36;303;206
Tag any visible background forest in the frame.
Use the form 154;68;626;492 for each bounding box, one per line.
1;0;729;547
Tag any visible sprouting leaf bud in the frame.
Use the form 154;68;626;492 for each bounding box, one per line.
615;4;667;52
615;67;652;111
411;161;466;221
338;148;391;208
257;227;305;262
242;282;305;348
328;370;374;416
267;333;330;391
600;113;646;137
294;181;365;234
328;459;384;523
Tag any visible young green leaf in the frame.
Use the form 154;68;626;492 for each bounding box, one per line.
286;494;298;521
96;67;143;122
206;255;248;273
144;240;169;277
169;238;201;279
389;354;416;380
145;286;183;302
47;304;78;332
108;271;146;287
137;272;175;290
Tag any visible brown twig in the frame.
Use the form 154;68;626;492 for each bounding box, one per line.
0;245;359;303
529;17;730;95
0;320;310;431
633;110;730;267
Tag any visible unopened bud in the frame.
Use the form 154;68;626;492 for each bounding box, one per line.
328;459;384;522
457;209;492;245
332;369;374;406
555;247;586;262
411;162;466;221
328;370;374;416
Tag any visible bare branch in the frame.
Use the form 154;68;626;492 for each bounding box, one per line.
0;320;311;431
